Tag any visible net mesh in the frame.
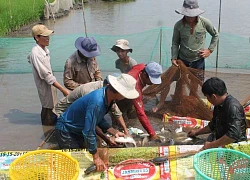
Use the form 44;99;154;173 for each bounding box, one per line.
143;60;213;120
1;27;250;74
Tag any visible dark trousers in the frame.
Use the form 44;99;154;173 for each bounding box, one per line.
41;107;57;126
55;129;84;149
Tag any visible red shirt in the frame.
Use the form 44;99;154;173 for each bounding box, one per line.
128;64;156;136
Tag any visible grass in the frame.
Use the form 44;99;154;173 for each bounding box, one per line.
0;0;44;36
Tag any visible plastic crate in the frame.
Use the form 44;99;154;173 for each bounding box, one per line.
193;148;250;180
9;150;79;180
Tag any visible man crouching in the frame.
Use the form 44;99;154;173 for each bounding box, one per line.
55;74;139;171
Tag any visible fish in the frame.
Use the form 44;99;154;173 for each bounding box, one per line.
84;164;96;175
128;127;144;135
175;126;183;133
114;136;137;147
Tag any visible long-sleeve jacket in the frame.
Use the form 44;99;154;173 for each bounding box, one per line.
28;44;57;108
128;64;156;136
63;50;102;90
55;87;111;154
171;16;219;62
208;95;247;142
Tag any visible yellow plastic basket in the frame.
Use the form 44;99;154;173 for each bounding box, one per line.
9;150;79;180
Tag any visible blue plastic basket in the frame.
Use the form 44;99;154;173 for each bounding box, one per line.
193;148;250;180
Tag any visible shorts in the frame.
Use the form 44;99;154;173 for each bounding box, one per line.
180;58;205;81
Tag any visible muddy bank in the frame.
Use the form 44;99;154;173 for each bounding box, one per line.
6;2;84;37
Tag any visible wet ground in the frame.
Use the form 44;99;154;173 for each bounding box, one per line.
1;68;250;151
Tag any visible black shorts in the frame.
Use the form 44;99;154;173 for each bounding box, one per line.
181;58;205;81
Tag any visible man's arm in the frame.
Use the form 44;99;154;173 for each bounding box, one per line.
202;17;219;52
171;23;181;61
188;125;212;137
202;135;235;150
110;102;130;135
53;81;69;96
95;126;117;146
82;104;106;171
133;97;157;140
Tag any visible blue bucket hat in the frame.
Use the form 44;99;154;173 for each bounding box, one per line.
75;37;101;58
145;62;162;84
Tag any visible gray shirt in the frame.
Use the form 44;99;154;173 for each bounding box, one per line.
53;81;122;118
171;16;219;62
28;44;57;109
115;57;137;73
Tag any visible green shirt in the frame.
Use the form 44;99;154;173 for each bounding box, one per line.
171;16;219;62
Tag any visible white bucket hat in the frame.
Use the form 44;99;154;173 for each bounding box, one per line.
108;74;139;99
175;0;205;17
111;39;133;53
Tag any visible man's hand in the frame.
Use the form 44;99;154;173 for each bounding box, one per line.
114;131;125;138
107;136;117;147
171;59;179;67
201;141;215;150
152;106;159;112
199;49;212;58
93;153;106;171
149;134;161;142
62;88;70;96
187;130;197;138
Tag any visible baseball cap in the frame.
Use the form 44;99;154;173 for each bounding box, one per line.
32;24;54;37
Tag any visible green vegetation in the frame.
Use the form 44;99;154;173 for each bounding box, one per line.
102;0;135;1
0;0;45;36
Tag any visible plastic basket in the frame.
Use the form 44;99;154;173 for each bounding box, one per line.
193;148;250;180
9;150;79;180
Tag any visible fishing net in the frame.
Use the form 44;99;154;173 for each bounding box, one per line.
143;60;213;120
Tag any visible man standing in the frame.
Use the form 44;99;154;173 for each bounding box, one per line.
28;24;69;126
55;74;139;171
171;0;219;91
63;36;102;90
188;77;247;150
111;39;137;73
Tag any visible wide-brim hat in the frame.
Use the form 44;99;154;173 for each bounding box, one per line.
108;74;139;99
145;62;162;84
175;0;205;17
111;39;133;53
75;37;101;58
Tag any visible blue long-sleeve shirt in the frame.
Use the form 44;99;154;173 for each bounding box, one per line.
56;87;111;154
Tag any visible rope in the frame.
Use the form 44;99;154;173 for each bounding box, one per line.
82;0;88;37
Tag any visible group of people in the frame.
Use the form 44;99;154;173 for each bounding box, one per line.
27;0;247;172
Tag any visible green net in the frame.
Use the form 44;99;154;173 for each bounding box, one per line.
1;26;250;74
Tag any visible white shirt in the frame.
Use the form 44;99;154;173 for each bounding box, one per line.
28;44;57;108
